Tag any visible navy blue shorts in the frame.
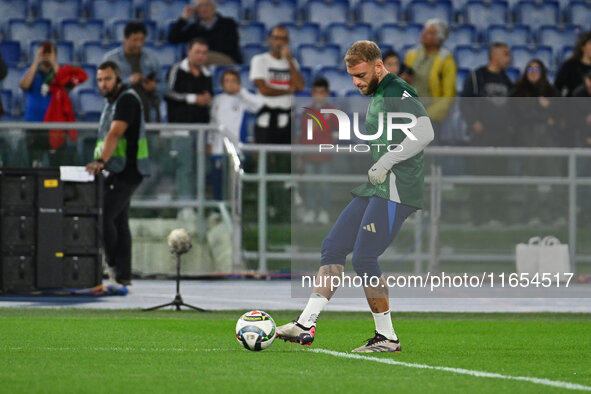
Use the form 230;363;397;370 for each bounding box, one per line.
320;196;416;278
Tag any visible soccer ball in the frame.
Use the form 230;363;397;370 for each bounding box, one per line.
235;310;276;351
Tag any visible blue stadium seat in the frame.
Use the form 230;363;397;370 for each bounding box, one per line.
511;45;553;72
566;1;591;28
445;24;478;51
299;66;313;89
456;67;470;93
0;41;21;65
464;1;508;29
238;23;266;47
217;0;241;21
76;89;104;120
80;41;120;64
537;25;580;56
356;0;401;27
8;19;52;48
297;44;341;70
239;65;254;91
325;23;372;56
345;89;363;97
144;43;181;66
110;19;158;42
0;0;29;20
30;40;74;65
505;67;520;82
3;64;25;95
306;0;350;29
486;25;530;46
316;66;352;96
78;64;98;91
254;0;297;30
242;44;266;66
408;0;453;24
61;19;104;51
514;0;559;30
88;0;134;24
284;23;321;51
145;0;189;30
559;46;573;64
375;24;423;53
454;45;488;70
38;0;81;23
0;89;13;116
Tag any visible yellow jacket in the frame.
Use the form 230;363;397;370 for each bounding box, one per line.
405;46;457;122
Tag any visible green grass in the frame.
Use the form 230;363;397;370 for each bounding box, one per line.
0;309;590;393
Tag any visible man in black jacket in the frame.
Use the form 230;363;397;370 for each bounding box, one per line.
168;0;242;65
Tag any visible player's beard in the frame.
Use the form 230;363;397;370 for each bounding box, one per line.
102;83;120;101
363;74;380;96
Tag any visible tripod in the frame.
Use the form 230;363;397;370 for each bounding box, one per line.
143;253;207;312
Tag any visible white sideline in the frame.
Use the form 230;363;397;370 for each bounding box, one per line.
311;349;591;392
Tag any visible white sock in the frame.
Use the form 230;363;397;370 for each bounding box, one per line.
372;310;398;341
297;293;329;327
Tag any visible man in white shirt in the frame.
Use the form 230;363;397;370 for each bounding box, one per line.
249;25;304;144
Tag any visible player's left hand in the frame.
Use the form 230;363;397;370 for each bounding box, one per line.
368;161;390;185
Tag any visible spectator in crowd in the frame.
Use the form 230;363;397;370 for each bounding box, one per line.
210;68;263;200
250;25;304;144
460;42;512;226
19;41;59;165
554;31;591;97
165;38;213;200
382;50;414;85
103;21;164;122
299;77;338;225
511;59;561;225
405;18;456;129
168;0;241;65
571;71;591;147
85;61;150;286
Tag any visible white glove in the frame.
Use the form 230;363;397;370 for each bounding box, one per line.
368;160;390;185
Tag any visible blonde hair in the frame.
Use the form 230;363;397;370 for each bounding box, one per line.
344;41;382;67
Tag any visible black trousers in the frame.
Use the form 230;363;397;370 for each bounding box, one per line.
103;171;142;281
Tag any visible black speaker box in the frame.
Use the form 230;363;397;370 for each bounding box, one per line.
63;216;100;254
0;174;36;208
62;255;102;289
1;255;35;292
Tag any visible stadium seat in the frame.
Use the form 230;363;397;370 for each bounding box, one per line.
299;66;313;89
559;46;574;64
284;23;321;51
456;67;470;93
38;0;82;23
254;0;297;30
3;64;25;95
30;40;75;65
239;23;266;47
345;89;363;97
486;25;530;47
110;19;158;42
0;41;21;65
566;1;591;28
78;64;98;91
217;0;241;21
80;41;120;64
145;0;188;30
306;0;350;29
7;19;52;48
408;0;453;25
0;0;29;20
511;45;553;72
445;24;478;51
297;44;341;70
514;0;559;30
325;23;373;56
355;0;401;27
144;43;181;66
88;0;134;24
61;19;104;51
0;89;13;117
375;24;423;53
463;1;509;29
316;66;352;96
505;67;520;82
242;44;266;66
76;89;105;117
537;26;580;57
239;65;254;91
454;45;488;70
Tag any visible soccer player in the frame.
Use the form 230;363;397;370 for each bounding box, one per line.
276;41;434;352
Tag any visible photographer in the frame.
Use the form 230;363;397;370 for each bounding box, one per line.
103;21;164;122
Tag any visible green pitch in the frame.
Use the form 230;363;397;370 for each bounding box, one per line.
0;309;590;393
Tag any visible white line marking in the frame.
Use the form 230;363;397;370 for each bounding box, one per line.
311;349;591;392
